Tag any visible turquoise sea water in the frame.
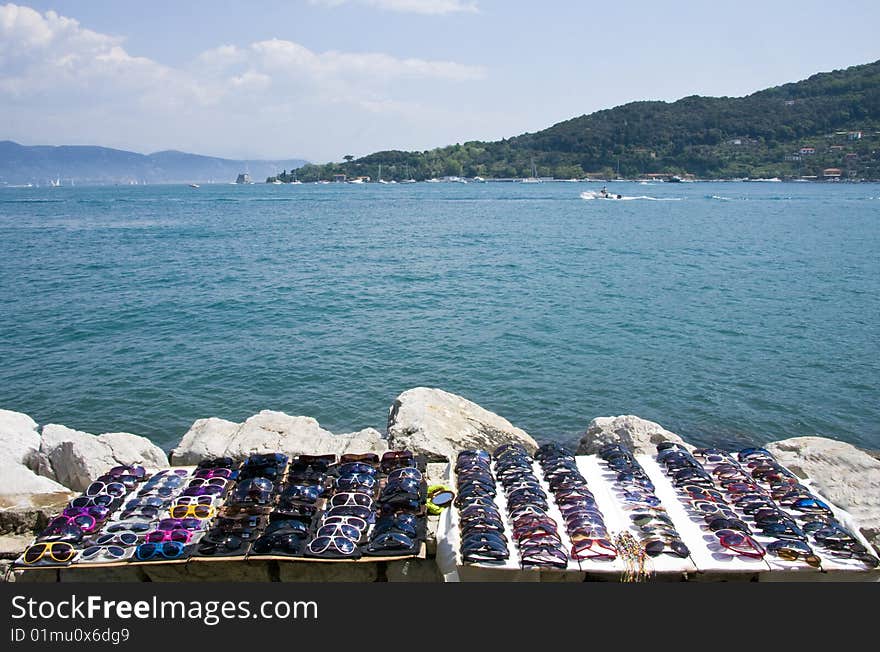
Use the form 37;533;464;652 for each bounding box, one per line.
0;181;878;451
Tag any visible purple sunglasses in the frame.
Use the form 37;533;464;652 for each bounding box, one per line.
46;514;98;533
182;485;224;497
62;505;110;521
157;517;204;531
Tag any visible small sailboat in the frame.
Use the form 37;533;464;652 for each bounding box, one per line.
521;159;542;183
377;164;389;184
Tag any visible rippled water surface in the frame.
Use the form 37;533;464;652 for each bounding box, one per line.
1;182;878;450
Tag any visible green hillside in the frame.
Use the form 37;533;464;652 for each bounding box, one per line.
285;60;880;182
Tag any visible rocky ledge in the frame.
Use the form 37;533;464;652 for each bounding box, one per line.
1;389;878;581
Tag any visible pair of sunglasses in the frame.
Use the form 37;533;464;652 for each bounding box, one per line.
23;542;76;564
79;545;131;562
252;533;304;555
135;541;186;561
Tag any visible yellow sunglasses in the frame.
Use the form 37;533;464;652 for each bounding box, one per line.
169;504;217;519
23;541;76;564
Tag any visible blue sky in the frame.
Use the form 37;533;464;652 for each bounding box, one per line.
2;1;879;161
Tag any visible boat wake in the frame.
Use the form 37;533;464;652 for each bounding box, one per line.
580;191;682;201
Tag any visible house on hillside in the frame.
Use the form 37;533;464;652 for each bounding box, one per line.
799;147;816;155
822;168;842;178
848;131;862;140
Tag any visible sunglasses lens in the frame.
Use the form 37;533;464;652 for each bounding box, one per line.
82;546;101;558
24;545;45;563
120;533;138;545
137;543;156;560
53;543;75;561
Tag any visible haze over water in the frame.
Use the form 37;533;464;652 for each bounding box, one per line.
1;181;877;451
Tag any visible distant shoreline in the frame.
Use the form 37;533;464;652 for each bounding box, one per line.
3;177;879;188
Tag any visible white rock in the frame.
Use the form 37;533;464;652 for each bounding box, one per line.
170;411;388;465
168;417;240;465
0;410;73;515
386;387;538;462
0;409;41;465
0;465;73;511
33;424;169;492
337;428;389;457
766;436;880;549
576;415;691;456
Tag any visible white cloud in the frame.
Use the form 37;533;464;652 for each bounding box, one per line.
309;0;478;15
246;38;484;82
0;3;487;159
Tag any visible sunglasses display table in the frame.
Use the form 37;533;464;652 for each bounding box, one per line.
641;452;877;580
14;458;429;577
436;454;880;582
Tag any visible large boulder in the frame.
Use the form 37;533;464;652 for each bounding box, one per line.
170;411;388;465
577;415;691;456
31;424;169;492
765;436;880;551
0;466;73;535
0;409;42;466
168;417;239;465
386;388;538;462
0;410;75;530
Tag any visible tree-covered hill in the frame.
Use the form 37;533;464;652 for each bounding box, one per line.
284;60;880;182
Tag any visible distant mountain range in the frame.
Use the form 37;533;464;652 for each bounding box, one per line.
0;141;307;186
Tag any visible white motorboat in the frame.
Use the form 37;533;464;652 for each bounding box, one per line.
581;187;624;200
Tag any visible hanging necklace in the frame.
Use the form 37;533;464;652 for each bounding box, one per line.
614;532;651;582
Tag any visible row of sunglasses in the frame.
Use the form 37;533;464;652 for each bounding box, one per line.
666;445;878;568
493;443;569;569
598;444;691;558
455;449;510;564
455;444;621;567
535;443;617;562
20;451;428;565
